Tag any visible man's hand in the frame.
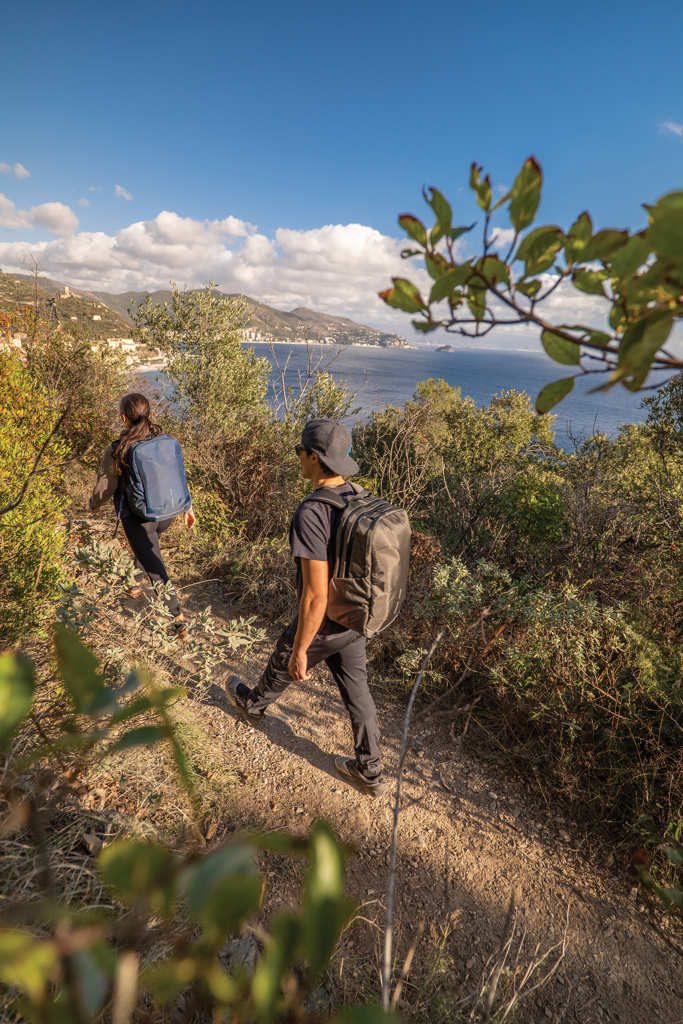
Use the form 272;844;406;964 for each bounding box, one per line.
288;648;310;680
289;559;328;680
185;509;196;530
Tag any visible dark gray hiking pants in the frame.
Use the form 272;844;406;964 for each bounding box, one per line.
121;515;181;617
246;623;382;777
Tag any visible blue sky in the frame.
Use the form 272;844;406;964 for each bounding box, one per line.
2;0;683;338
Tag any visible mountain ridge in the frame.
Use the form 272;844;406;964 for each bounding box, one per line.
0;272;415;349
90;289;416;349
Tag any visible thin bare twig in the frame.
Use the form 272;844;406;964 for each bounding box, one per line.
415;607;503;722
390;920;424;1010
382;631;444;1012
0;399;72;517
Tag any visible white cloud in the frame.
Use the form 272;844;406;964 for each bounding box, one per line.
0;194;33;230
0;162;30;180
488;227;516;253
661;119;683;137
0;211;420;330
89;186;103;192
0;208;611;340
77;198;90;207
115;185;133;201
30;202;79;237
0;196;80;236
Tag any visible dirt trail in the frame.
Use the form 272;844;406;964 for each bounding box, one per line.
173;590;683;1024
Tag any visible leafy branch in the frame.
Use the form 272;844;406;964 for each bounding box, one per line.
381;157;683;412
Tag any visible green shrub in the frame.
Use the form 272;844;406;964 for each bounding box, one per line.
418;557;683;833
0;353;69;645
495;474;569;543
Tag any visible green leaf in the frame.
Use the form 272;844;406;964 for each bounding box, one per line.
142;956;197;1003
108;725;168;753
398;215;427;247
302;822;356;977
610;231;651;280
53;623;109;715
467;286;486;321
515;225;564;277
610;232;651;280
209;875;263;933
535;377;575;413
572;269;609;296
474;256;510;288
581;229;629;261
470;163;492;211
612;309;674;389
98;840;177;915
0;929;58;1003
610;304;626;331
429;265;471;302
181;844;258;921
0;653;35;751
541;329;581;365
560;325;611;349
564;212;593;264
412;319;440;333
449;222;476;241
378;279;426;313
251;912;301;1023
424;187;451;230
646;192;683;257
109;687;185;726
516;279;542;298
509;157;542;231
424;252;450;280
423;187;452;246
306;821;344;903
254;833;310;856
662;845;683;869
170;734;196;796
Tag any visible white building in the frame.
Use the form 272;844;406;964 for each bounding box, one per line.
106;338;136;353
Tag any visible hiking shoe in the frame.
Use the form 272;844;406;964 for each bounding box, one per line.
226;675;264;725
334;757;387;798
125;585;143;598
170;617;188;640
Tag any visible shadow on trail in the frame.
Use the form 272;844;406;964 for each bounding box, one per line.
198;679;371;793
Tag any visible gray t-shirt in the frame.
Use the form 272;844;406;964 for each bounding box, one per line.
291;482;355;637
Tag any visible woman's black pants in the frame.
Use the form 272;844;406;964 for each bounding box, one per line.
121;515;181;617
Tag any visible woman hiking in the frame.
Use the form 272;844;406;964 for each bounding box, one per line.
89;392;195;638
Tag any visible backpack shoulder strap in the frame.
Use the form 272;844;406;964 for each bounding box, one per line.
290;484;371;554
302;482;370;509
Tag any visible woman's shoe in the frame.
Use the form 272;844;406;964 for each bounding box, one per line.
171;617;188;640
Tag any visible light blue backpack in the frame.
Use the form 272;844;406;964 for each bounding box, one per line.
120;435;191;521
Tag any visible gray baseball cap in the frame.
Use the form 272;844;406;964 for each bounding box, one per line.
300;418;359;476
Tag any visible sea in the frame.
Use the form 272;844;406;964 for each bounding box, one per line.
139;342;663;450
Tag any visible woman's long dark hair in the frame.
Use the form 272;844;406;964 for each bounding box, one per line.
112;393;162;472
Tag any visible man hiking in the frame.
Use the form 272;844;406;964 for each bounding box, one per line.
226;418;386;798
